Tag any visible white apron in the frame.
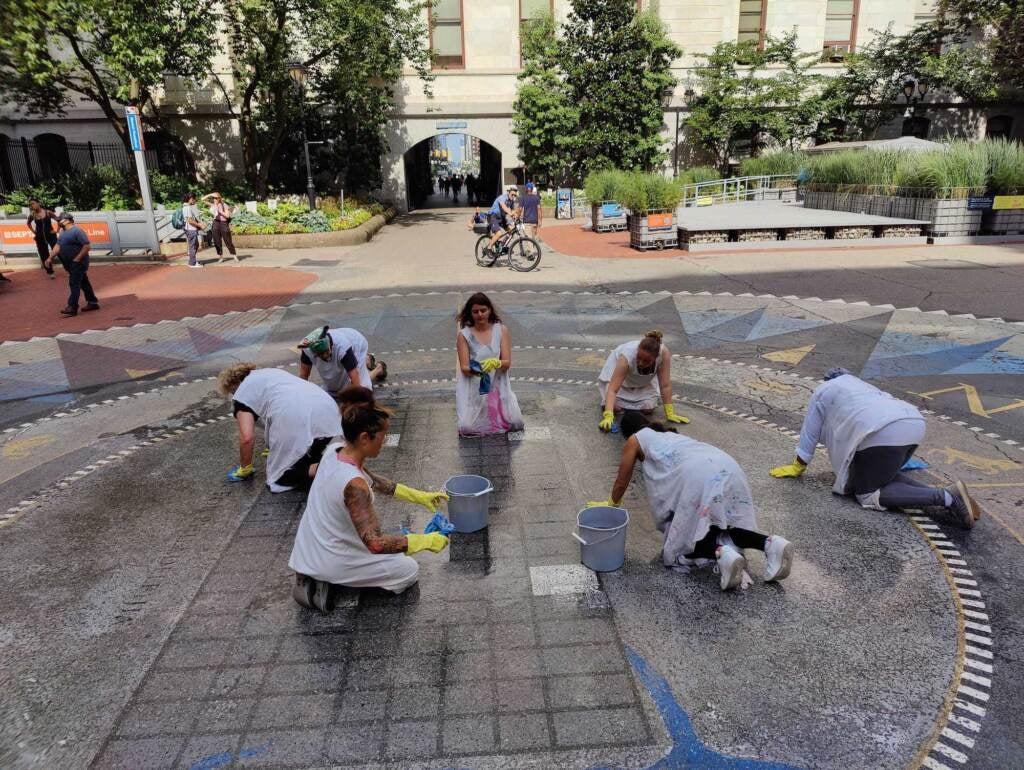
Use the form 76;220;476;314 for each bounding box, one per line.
455;323;525;436
597;340;664;410
312;328;372;394
288;444;418;591
807;375;924;495
635;428;758;569
234;368;342;492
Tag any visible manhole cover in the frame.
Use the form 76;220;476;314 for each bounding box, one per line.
908;259;989;270
291;259;340;267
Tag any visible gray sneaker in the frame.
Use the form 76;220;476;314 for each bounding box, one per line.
715;544;746;591
291;574;314;609
947;480;980;529
312;580;333;613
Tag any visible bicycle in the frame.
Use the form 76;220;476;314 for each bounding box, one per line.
474;218;542;272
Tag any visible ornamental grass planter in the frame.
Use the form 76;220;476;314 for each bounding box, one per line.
629;210;677;250
803;189;982;237
982;209;1024;235
591;201;628;232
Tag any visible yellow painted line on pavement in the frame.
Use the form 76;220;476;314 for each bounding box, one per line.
2;435;57;459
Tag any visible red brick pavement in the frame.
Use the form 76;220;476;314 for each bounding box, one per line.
0;263;316;343
540;223;675;260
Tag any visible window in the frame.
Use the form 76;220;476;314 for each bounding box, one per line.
430;0;464;69
986;115;1013;140
737;0;767;49
823;0;858;60
520;0;553;65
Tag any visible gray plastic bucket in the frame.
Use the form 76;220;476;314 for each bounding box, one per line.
575;506;629;572
444;475;493;533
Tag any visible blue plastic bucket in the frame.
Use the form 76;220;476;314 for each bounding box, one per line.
443;475;493;533
575;506;629;572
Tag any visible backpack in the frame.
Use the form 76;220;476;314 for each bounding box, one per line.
171;206;185;229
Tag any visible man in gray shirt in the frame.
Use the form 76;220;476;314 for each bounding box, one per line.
45;213;99;316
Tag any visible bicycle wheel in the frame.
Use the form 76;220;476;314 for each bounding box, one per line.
475;235;498;267
508;237;542;272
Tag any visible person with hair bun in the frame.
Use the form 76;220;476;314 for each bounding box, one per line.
587;412;794;591
597;330;689;431
289;387;450;609
217;363;342;492
455;292;525;436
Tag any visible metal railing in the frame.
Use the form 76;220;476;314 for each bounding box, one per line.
679;174;800;207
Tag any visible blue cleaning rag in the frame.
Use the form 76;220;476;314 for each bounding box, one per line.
401;513;456;537
901;456;930;471
469;359;491;395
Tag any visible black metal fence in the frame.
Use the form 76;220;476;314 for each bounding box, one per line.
0;136;190;195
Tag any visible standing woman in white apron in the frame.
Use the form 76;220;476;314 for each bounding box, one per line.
289;387;450;611
588;412;794;590
455;292;525;436
297;326;387;396
218;364;343;492
597;330;690;431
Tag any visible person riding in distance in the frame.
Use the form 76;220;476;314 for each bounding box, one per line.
588;412;794;590
297;326;386;396
769;368;980;528
597;330;690;431
288;387;450;611
484;186;518;257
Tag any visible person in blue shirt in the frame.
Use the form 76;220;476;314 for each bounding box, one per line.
45;213;99;316
484;186;518;256
519;182;542;239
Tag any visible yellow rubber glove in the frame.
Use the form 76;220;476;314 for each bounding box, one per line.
261;448;270;457
394;483;449;512
599;410;615;432
480;357;502;374
769;462;807;478
663;403;690;424
406;532;449;554
586;498;622;508
227;464;255;482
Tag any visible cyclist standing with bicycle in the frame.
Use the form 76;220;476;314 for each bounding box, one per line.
483;186;518;259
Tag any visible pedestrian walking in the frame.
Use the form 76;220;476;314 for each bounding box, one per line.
519;182;542;239
181;192;206;268
26;199;57;279
452;175;462;202
45;213;99;317
203;191;238;261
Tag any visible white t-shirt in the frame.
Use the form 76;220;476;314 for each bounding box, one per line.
182;203;202;232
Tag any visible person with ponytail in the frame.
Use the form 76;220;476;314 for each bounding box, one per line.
587;412;794;591
597;330;690;432
288;387;450;610
217;363;342;492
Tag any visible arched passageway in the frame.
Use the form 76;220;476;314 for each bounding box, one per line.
403;133;503;210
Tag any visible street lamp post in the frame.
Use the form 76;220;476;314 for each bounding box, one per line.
901;78;930;116
287;62;318;212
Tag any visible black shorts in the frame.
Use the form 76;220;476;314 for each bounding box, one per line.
274;437;333;489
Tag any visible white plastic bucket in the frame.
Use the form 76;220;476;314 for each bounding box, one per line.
575;506;629;572
443;475;493;533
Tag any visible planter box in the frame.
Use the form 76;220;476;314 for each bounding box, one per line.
680;229;729;244
629;210;677;250
737;229;778;242
591;202;627;232
231;210;393;249
983;209;1024;235
804;190;981;237
786;228;826;241
835;227;873;240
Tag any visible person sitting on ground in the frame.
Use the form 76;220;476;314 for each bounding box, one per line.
297;326;387;396
289;387;449;610
217;363;342;492
769;368;980;529
589;412;794;590
467;207;488;230
597;330;689;431
455;292;525;436
483;186;518;257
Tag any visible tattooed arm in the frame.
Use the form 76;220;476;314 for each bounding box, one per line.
364;467;397;496
344;477;407;554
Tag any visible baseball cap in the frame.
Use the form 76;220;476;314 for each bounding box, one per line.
526;182;536;191
57;212;74;223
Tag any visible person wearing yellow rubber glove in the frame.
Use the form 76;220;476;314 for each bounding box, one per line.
585;497;622;508
289;387;451;611
590;412;794;590
479;357;502;374
597;330;690;431
227;463;255;482
774;367;978;529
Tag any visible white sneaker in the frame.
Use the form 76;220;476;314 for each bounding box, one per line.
764;535;793;582
188;262;204;269
715;544;746;591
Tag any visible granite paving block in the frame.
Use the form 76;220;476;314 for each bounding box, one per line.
538;617;616;646
337;688;389;722
385;719;439;759
325;722;384;762
552;707;646;747
345;656;390;690
498;712;552;750
210;666;269;699
351;630;399;657
442;715;498;754
237;729;326;766
116;701;197;737
541;644;626;676
156;639;230;670
490;622;537;649
446;623;491;651
170;611;244;639
94;737;184;769
135;669;217;703
529;564;599;596
445;651;493;682
390;685;441;720
495;678;547;712
444;681;497;715
249;694;336;728
399;626;446;654
391;654;442;685
193;698;255;734
262;662;345;694
495;648;542;679
275;632;349;664
221;636;279;667
176;735;242;770
546;673;636;709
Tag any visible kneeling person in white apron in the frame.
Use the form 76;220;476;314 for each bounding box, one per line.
289;387;450;610
597;330;689;431
297;326;387;396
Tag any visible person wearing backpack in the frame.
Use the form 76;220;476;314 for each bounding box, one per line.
178;192;206;268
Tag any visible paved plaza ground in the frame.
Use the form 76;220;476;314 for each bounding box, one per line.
1;206;1022;769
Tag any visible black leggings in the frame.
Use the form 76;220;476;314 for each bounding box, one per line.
687;525;767;560
850;444;946;508
35;237;55;274
274;437;332;490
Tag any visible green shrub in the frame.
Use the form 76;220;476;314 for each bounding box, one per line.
982;138;1024;195
231;210;279;234
329;209;373;230
618;172;683;213
206;175;256;203
583;169;626;204
739;150;806;178
296;210;331;232
149;172;195;207
1;181;60;209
